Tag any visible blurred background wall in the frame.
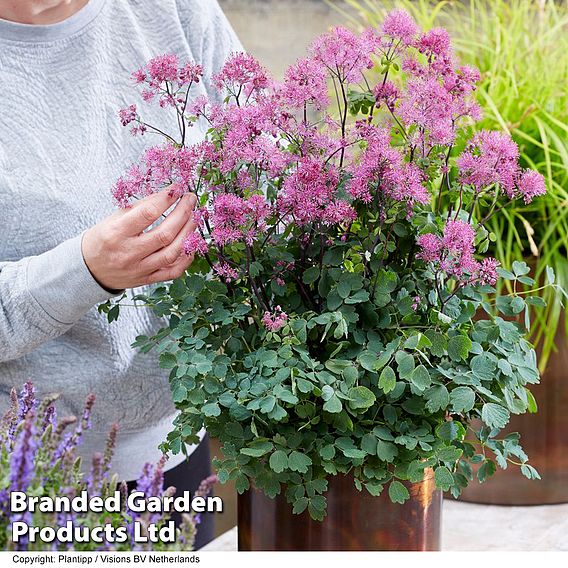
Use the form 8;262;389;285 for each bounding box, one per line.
219;0;346;78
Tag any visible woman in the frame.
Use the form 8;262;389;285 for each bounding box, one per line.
0;0;242;548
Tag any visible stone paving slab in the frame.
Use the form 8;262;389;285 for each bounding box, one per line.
202;500;568;551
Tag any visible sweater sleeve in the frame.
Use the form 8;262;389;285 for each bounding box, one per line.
175;0;245;102
0;232;117;362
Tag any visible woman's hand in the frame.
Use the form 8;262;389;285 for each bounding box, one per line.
82;191;198;290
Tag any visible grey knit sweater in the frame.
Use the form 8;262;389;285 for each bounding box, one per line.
0;0;242;480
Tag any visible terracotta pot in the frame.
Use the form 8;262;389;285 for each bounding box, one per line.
460;324;568;504
238;470;442;551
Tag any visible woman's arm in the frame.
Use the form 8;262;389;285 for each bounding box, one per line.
0;235;114;362
0;191;197;362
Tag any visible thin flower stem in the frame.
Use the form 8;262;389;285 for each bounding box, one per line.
137;120;178;145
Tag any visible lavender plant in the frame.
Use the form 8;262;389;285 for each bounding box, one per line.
0;382;209;551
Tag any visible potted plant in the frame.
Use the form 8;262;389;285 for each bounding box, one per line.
340;0;568;505
106;10;559;550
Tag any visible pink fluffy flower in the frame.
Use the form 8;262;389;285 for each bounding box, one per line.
457;131;520;195
373;81;400;112
382;9;419;46
278;157;346;225
418;221;473;277
384;162;430;206
130;54;203;110
118;104;137;126
416;233;442;262
262;306;289;332
476;258;500;286
111;142;211;207
213;262;239;283
442;220;475;256
188;95;209;117
210;100;292;176
147;54;179;83
182;232;209;256
309;26;379;82
178;61;203;85
213;52;270;100
439;220;478;279
211;193;271;246
210;194;249;246
399;77;455;145
132;68;147;84
398;63;481;148
141;88;156;102
348;126;429;207
280;57;329;110
516;169;546;204
415;28;452;59
417;220;499;286
322;200;357;226
111;164;148;207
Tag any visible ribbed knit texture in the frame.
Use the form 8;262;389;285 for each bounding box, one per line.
0;0;242;480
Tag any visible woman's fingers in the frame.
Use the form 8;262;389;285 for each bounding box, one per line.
139;218;197;274
138;193;197;255
144;251;196;285
120;190;179;236
82;190;200;290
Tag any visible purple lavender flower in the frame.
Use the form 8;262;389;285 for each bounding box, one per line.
53;393;96;466
9;413;38;550
102;423;119;475
1;388;19;446
10;413;38;492
17;381;38;422
41;405;57;432
87;452;104;496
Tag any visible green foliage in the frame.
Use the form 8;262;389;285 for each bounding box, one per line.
334;0;568;369
127;251;545;520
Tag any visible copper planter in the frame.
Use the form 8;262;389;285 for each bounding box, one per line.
238;471;442;551
460;328;568;504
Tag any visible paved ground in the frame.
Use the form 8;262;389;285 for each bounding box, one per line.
202;500;568;551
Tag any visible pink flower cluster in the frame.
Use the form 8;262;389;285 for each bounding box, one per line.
418;220;499;285
182;232;208;256
262;306;288;331
213;261;239;283
206;99;292;177
382;9;419;46
281;57;329;111
213;52;270;100
399;49;480;148
112;8;546;310
348;126;429;207
118;104;137;126
112;142;212;207
210;193;272;247
279;157;356;226
310;26;380;82
132;53;203;107
457;131;546;203
373;10;483;150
